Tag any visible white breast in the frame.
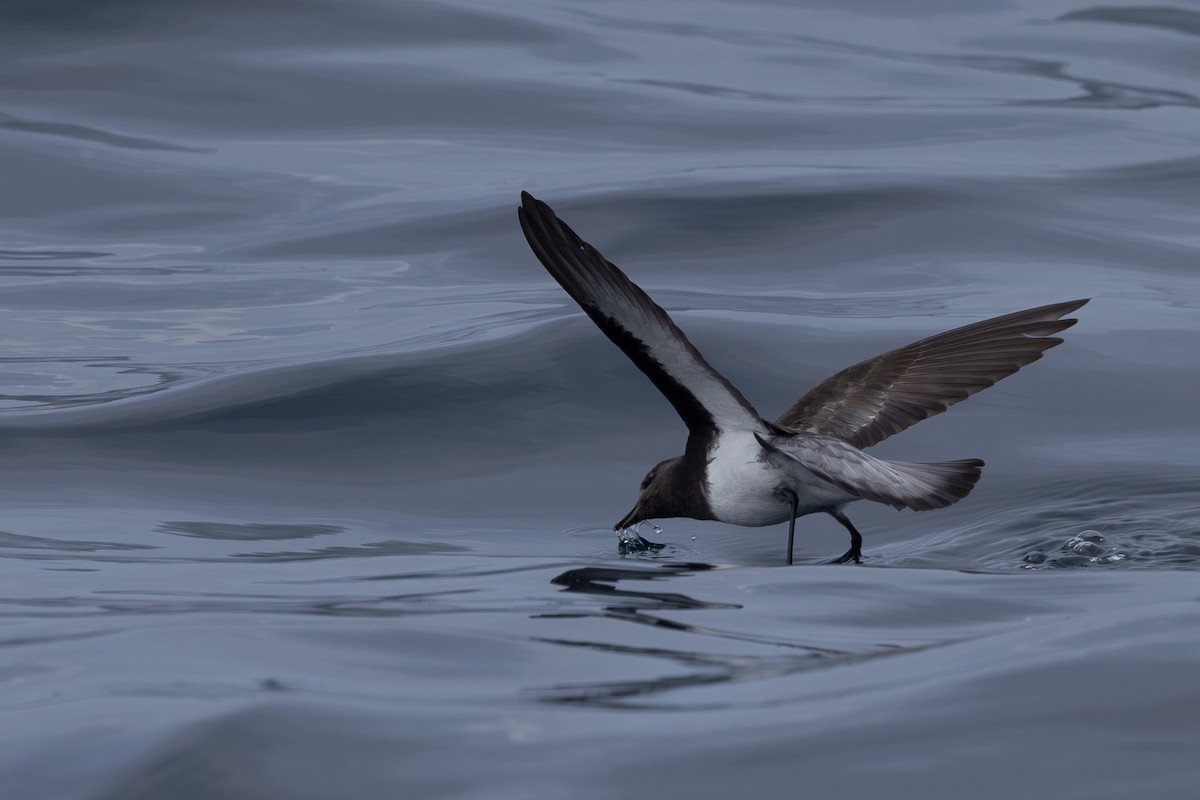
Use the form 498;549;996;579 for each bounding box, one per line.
704;430;857;526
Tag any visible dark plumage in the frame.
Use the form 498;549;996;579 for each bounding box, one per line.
519;191;1086;564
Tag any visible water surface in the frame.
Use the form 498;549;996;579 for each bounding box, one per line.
2;2;1199;798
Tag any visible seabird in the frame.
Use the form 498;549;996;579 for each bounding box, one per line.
518;191;1087;564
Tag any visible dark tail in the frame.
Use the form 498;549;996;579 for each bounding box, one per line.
885;458;985;511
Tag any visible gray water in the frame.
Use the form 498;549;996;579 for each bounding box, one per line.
3;1;1200;798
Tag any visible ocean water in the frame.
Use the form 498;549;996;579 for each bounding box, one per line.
2;1;1200;797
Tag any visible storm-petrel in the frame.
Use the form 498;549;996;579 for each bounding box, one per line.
518;191;1086;564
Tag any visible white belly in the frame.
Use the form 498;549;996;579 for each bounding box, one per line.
704;430;857;526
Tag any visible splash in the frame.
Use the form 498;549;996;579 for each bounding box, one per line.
615;521;666;554
1023;530;1128;569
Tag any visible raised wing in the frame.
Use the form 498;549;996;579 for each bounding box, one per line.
775;299;1088;448
519;191;763;433
755;432;984;511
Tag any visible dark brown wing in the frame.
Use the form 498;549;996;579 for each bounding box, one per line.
519;192;763;433
775;299;1088;448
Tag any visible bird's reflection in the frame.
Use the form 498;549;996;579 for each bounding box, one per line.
548;563;737;615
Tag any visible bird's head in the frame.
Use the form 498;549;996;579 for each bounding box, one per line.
614;456;685;530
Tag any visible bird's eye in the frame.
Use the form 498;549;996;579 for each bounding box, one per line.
641;470;656;489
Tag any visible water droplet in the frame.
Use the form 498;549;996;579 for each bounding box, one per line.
1037;530;1129;568
1063;533;1107;557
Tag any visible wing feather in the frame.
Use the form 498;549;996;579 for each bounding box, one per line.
775;299;1088;448
519;192;763;433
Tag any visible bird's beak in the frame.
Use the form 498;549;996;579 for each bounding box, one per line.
614;504;643;531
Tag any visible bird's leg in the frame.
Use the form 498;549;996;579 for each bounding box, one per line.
782;488;799;566
826;509;863;564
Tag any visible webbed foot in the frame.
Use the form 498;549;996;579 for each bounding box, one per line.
825;545;863;565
